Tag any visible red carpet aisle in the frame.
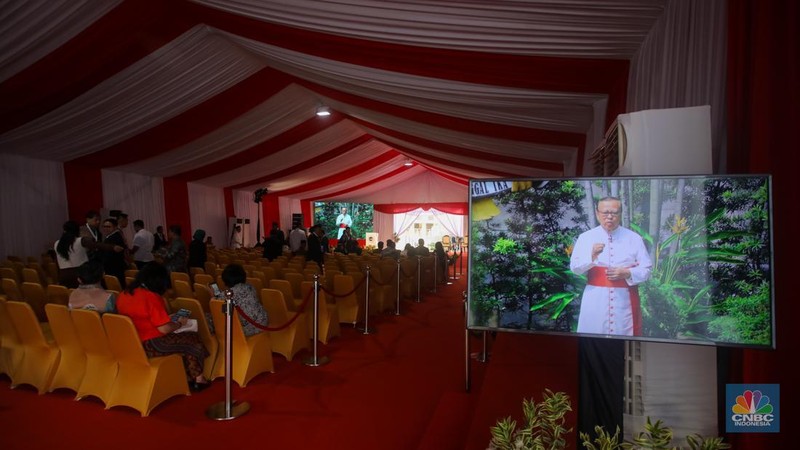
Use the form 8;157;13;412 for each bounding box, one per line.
0;276;482;450
0;273;581;450
464;333;580;450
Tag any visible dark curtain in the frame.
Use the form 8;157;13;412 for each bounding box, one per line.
725;1;798;448
578;338;624;440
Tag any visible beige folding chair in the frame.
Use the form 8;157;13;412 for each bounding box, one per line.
44;304;86;393
208;299;274;387
71;309;118;405
5;301;60;394
102;314;189;416
259;289;309;361
0;298;24;380
300;281;340;344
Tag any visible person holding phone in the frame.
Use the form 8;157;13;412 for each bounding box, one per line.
115;262;211;391
569;197;652;336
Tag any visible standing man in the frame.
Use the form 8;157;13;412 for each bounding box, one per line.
153;225;167;251
335;207;352;240
131;220;155;269
80;210;122;261
306;225;324;269
570;197;652;336
288;222;306;254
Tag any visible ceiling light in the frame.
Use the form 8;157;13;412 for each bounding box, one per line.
403;159;414;167
316;105;331;117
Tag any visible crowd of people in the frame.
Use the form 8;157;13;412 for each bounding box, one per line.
49;210;463;391
51;209;236;391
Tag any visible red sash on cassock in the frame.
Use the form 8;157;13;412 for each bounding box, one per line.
339;223;347;228
587;266;642;336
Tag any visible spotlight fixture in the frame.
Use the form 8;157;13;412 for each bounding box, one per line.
315;105;331;117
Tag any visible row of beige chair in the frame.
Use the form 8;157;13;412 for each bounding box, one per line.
0;278;70;322
0;298;189;417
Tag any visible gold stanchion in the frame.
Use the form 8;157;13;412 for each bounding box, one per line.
395;259;401;315
416;256;422;302
304;274;330;366
357;266;374;334
207;289;250;420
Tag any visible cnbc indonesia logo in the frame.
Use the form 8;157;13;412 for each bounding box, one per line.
730;389;775;429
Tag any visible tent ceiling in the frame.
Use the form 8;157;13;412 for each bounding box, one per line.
0;0;667;203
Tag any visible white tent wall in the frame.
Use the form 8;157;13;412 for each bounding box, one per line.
187;182;227;249
626;0;727;173
231;188;259;247
101;169;166;246
0;154;67;260
372;210;394;245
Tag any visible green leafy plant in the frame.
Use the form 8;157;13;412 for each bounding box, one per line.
488;389;573;450
685;433;732;450
492;394;731;450
579;425;631;450
628;418;676;450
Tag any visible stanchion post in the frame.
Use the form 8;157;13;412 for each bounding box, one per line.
458;244;464;276
432;253;438;293
304;274;330;366
358;266;374;334
395;259;401;315
207;289;250;420
463;291;471;392
416;256;421;302
477;330;489;363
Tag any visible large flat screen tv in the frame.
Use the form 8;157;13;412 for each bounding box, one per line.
467;175;775;349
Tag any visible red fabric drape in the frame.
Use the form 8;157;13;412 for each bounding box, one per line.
163;177;192;246
373;203;468;215
726;1;798;448
63;162;104;222
262;193;280;230
300;200;312;228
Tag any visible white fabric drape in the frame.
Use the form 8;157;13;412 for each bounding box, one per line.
626;0;727;172
0;25;265;160
0;0;122;83
0;154;67;260
101;169;165;245
392;209;424;242
232;189;258;247
194;0;665;58
187;182;227;249
430;208;463;239
372;210;394;245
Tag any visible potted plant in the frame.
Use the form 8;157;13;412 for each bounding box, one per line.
490;392;731;450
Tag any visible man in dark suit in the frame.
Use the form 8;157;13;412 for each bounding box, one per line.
306;225;324;269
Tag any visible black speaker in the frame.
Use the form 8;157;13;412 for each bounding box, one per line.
292;213;303;227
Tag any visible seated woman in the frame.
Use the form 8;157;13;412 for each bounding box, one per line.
68;260;116;313
221;263;268;337
115;262;210;391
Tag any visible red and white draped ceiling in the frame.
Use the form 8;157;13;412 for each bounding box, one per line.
0;0;666;219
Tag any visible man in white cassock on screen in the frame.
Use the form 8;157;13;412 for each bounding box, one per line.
335;207;352;240
570;197;652;336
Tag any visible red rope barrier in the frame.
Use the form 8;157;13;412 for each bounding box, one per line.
234;287;314;331
319;272;367;298
368;266;398;286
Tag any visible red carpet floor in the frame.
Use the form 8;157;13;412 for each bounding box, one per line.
0;273;578;450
